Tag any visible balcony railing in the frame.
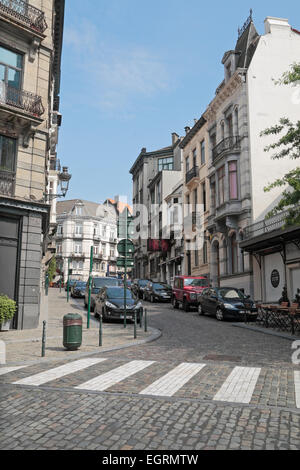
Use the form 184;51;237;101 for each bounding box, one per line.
243;207;300;241
0;0;47;34
0;83;44;117
0;170;15;196
186;166;199;184
212;136;241;162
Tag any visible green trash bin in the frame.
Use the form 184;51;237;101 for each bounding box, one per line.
63;313;82;350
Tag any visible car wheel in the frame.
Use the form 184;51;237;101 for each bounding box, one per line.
172;297;179;309
183;298;190;312
198;304;205;315
216;308;224;321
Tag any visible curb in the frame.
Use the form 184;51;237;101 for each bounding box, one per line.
231;322;299;341
1;326;162;368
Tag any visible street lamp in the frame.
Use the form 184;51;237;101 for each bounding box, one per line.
44;166;72;202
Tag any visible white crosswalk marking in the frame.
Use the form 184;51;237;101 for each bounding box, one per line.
13;358;106;386
213;366;261;404
140;362;206;397
0;366;28;376
295;371;300;409
75;360;155;391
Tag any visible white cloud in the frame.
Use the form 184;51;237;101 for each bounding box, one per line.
64;21;172;115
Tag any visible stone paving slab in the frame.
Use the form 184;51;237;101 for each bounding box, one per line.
0;289;157;365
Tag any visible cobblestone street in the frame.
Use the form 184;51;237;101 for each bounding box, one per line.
0;299;299;450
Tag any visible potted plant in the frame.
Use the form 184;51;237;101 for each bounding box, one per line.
0;295;17;331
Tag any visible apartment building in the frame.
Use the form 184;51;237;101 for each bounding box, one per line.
204;13;300;296
56;199;119;282
0;0;65;329
130;133;182;280
180;117;210;279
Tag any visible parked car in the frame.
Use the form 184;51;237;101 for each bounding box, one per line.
65;279;77;291
84;276;120;311
94;286;142;322
197;287;258;321
71;281;87;298
132;279;149;299
172;275;209;311
143;282;172;302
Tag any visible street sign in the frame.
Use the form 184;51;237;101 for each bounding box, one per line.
117;239;134;256
117;258;134;268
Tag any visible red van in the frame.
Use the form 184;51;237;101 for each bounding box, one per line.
172;275;209;311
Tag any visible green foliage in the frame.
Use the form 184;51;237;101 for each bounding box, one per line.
261;63;300;225
0;295;17;325
47;257;57;283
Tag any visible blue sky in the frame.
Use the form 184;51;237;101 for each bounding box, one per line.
58;0;300;204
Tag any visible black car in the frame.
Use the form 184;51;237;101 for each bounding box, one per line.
84;277;120;311
94;286;142;322
197;287;258;321
132;279;149;299
71;281;87;298
65;279;77;292
143;282;172;302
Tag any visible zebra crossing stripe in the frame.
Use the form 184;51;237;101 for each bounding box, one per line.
295;371;300;409
75;360;155;391
213;366;261;404
0;366;28;376
139;362;206;397
13;358;107;386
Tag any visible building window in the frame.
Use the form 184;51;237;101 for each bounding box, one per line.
194;246;199;267
218;166;225;205
200;140;205;165
74;242;82;254
203;239;208;265
75;206;83;216
192;149;197;168
210;177;216;211
57;244;62;254
0;46;22;96
210;133;216;154
0;135;16;172
157;180;162;205
101;262;105;271
229;161;238;200
158;157;173;171
202;182;206;212
93;245;99;255
227;114;233;137
185;156;190;173
75;223;83;235
57;225;63;235
231;234;238;274
73;261;83;270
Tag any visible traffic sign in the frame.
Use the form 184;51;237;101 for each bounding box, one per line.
117;239;134;256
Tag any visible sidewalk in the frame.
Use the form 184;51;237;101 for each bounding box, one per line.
0;289;160;365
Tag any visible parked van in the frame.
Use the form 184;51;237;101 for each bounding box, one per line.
172;275;209;312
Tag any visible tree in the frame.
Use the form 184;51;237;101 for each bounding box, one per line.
260;63;300;225
47;257;57;283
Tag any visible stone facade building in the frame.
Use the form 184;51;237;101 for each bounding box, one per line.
0;0;65;329
56;199;119;283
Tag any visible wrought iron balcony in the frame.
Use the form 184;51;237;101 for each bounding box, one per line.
0;0;47;34
186;166;199;184
0;83;44;117
243;207;299;241
0;170;15;196
212;136;241;162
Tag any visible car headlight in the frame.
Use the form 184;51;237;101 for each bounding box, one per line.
223;303;236;309
135;302;142;309
252;303;256;309
105;301;117;309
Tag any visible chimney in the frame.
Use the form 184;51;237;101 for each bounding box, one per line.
184;126;191;135
141;147;147;154
264;17;290;35
172;132;179;145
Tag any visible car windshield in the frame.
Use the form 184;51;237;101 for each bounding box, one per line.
184;278;208;287
219;288;246;300
75;282;86;288
107;288;133;299
93;278;119;288
139;280;148;286
153;283;167;290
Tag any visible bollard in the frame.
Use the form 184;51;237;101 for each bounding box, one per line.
99;314;103;347
134;311;137;339
41;320;47;357
144;308;148;333
45;274;49;296
140;309;143;328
